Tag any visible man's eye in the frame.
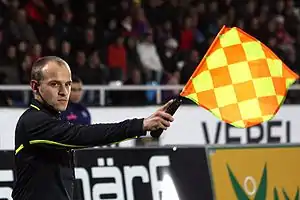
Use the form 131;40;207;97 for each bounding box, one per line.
51;83;59;87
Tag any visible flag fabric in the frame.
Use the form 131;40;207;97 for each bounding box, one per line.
180;25;299;128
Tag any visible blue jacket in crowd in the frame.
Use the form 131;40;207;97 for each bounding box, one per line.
60;102;91;125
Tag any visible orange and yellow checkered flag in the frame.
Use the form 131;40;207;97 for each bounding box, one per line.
180;25;299;128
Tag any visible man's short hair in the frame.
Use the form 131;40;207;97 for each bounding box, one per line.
31;56;69;82
71;74;82;83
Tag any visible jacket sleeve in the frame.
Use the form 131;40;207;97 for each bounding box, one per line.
24;110;146;149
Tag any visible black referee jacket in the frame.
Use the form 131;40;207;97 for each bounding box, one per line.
12;99;146;200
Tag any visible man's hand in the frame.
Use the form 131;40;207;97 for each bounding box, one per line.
143;100;174;131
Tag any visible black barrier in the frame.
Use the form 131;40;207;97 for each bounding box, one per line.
74;147;213;200
0;151;14;200
0;147;213;200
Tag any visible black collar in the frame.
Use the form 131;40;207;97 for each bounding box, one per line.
30;99;61;118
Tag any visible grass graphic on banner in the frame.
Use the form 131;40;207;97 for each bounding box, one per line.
227;164;300;200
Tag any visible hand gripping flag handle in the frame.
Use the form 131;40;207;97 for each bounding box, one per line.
150;96;183;138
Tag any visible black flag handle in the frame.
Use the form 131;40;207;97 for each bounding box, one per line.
150;96;183;138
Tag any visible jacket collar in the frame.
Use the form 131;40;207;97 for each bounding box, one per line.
30;99;61;118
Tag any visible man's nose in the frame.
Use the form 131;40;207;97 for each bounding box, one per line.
59;86;69;96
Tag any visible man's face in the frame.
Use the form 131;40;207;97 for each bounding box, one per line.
38;62;72;111
70;82;83;103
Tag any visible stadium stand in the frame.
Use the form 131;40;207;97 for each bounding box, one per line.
0;0;300;106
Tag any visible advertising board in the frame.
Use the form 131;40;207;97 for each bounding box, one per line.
1;105;299;150
0;147;213;200
207;145;300;200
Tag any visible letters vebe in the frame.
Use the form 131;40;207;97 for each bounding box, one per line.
202;121;291;144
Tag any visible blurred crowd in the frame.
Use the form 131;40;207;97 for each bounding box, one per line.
0;0;300;106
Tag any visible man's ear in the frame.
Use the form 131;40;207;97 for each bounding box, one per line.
30;80;39;93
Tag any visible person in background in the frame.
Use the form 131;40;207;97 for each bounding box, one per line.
122;68;147;105
60;75;90;125
0;72;13;106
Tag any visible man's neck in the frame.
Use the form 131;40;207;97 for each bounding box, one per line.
33;96;60;115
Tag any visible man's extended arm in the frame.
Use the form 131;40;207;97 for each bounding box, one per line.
22;110;145;148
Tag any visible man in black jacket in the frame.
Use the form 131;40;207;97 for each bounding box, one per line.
12;56;174;200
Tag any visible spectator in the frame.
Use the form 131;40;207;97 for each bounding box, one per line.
79;0;97;26
42;13;60;42
121;15;134;37
0;72;12;106
179;16;195;51
57;6;75;41
81;51;108;85
74;50;105;105
143;0;164;27
267;36;285;60
3;0;19;28
125;36;142;76
17;40;28;60
25;0;48;24
60;40;73;64
122;68;147;105
30;43;42;62
180;49;199;84
20;54;32;84
86;1;96;15
284;2;299;38
87;15;97;29
295;32;300;73
9;9;38;45
86;15;100;41
219;0;232;14
43;36;58;56
242;0;256;25
1;45;20;85
248;17;262;40
91;51;108;81
132;6;151;36
160;0;180;30
107;35;127;81
274;0;285;15
103;19;119;46
81;28;97;55
0;31;5;64
236;19;245;29
160;38;181;75
155;20;174;45
4;45;18;66
161;72;180;102
136;31;163;83
0;90;12;106
60;75;91;125
207;1;219;22
73;50;87;76
116;0;132;22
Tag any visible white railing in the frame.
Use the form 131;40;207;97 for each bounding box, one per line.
1;84;300;106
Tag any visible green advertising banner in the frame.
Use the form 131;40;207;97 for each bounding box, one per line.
207;145;300;200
